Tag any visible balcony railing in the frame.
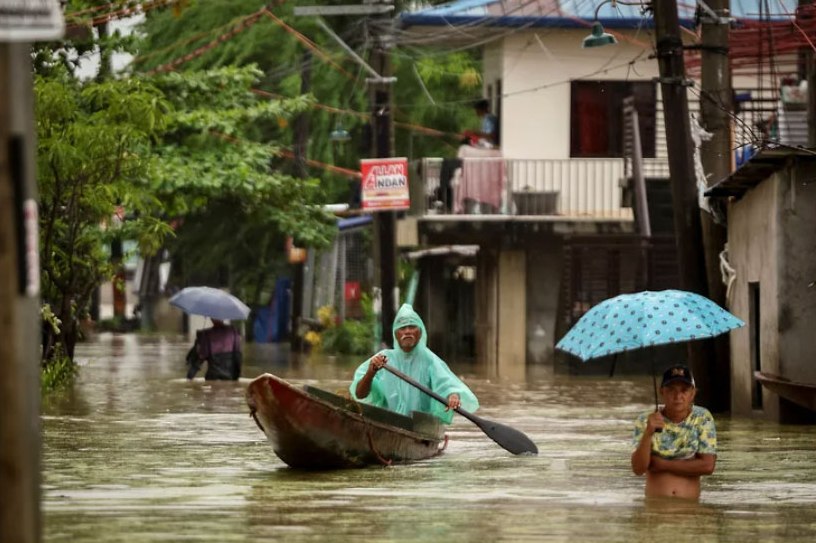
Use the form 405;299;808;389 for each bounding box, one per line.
415;157;639;219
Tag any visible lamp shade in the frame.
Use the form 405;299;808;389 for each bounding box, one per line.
330;126;351;143
582;21;618;48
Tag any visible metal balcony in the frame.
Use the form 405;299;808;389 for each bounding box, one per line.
414;156;639;220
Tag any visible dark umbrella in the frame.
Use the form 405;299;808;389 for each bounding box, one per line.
555;289;744;408
169;286;250;321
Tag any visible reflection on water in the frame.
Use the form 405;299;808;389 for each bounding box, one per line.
42;334;816;542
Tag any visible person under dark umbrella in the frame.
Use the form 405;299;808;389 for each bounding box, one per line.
186;318;243;380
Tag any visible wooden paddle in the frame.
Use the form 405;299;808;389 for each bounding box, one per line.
382;364;538;455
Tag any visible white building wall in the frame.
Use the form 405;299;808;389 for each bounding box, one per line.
483;41;504;115
499;28;660;160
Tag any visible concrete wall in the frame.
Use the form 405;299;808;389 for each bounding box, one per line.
778;162;816;382
728;174;780;419
526;236;564;364
475;247;527;379
728;160;816;419
497;249;526;380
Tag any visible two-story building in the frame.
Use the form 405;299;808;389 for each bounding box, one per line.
388;1;801;377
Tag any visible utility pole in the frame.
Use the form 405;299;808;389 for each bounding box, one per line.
295;1;397;347
801;0;816;147
368;2;397;347
1;7;62;541
0;42;42;543
653;0;717;406
290;51;312;352
699;0;732;412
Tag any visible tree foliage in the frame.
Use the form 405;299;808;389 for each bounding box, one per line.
36;68;172;360
34;0;485;366
132;0;483;172
147;66;336;302
35;4;338;363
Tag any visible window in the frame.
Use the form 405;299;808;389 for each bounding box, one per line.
570;80;656;158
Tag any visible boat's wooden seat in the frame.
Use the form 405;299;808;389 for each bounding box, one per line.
303;384;440;436
410;410;442;436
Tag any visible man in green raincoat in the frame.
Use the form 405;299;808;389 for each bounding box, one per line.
350;304;479;424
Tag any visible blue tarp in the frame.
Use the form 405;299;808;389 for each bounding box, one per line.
338;215;373;231
253;277;290;343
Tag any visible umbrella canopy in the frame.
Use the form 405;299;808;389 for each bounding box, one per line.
555;289;744;361
169;286;251;321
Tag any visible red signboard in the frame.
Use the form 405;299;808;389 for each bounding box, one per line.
360;157;410;211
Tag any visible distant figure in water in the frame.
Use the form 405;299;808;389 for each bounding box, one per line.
631;364;717;500
186;319;242;380
349;303;479;424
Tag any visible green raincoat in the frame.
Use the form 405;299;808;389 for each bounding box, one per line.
349;304;479;424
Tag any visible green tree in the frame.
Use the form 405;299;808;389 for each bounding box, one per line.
36;69;172;363
147;66;336;304
35;10;337;364
133;0;481;173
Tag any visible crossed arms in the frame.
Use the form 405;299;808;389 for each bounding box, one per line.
631;430;716;476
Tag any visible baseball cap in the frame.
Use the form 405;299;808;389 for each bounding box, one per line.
660;364;696;388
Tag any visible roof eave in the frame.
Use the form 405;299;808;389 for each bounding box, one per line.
398;15;696;30
705;147;816;199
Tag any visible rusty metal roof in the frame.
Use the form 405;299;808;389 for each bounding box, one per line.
705;146;816;199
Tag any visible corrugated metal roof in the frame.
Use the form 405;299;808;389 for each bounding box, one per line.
705;146;816;199
401;0;799;28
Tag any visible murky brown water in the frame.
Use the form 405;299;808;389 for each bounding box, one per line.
42;334;816;542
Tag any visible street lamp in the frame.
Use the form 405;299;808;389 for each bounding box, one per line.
582;20;617;48
582;0;643;48
329;124;351;143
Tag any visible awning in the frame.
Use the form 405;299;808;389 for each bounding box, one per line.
337;215;373;231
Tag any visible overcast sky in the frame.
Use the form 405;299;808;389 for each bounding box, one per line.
74;15;142;80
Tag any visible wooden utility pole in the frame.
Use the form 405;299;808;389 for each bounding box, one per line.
653;0;717;405
368;14;397;347
290;51;312;352
0;42;42;543
1;8;62;540
801;1;816;147
295;1;397;347
699;0;732;412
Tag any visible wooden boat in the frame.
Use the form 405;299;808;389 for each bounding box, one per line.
755;371;816;412
246;373;447;469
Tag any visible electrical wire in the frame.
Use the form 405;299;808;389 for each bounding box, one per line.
147;7;268;74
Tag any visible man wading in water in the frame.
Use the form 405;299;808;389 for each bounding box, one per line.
631;364;717;500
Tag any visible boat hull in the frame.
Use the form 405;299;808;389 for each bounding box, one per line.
755;371;816;412
246;373;446;469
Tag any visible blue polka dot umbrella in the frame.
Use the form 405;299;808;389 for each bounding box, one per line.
555;289;744;361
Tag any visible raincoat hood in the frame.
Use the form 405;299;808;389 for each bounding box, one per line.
392;303;427;352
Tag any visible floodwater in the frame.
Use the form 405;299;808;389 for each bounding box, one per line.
42;334;816;542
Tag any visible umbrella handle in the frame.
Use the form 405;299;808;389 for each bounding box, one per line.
651;354;663;433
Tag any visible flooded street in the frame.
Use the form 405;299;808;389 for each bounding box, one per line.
42;334;816;542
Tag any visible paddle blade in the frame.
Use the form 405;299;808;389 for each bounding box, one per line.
469;414;538;455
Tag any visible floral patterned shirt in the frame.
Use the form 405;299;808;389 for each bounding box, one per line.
633;405;717;460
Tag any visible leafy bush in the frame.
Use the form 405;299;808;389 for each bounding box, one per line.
313;295;376;356
41;351;77;392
